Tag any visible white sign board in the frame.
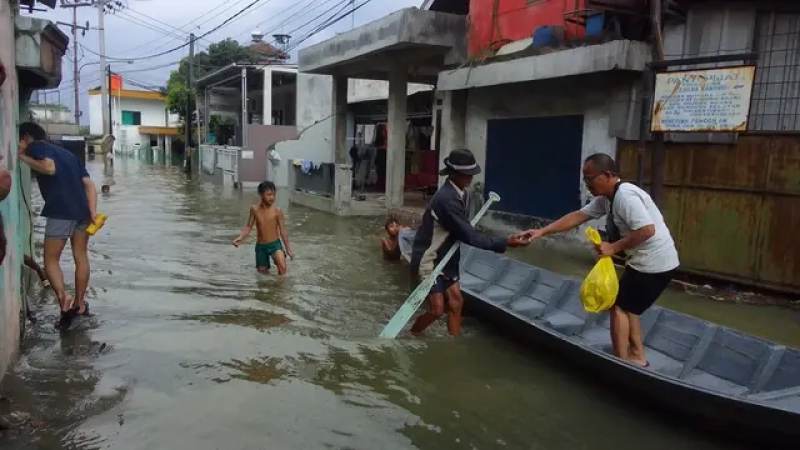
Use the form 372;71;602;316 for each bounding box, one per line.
241;150;254;160
651;66;756;132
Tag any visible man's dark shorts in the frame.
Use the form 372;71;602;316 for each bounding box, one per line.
409;264;459;296
615;266;675;315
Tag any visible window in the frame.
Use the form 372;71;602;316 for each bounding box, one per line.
121;110;142;125
749;11;800;131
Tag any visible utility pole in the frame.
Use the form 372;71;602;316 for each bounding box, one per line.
185;33;195;172
58;2;92;127
98;1;109;135
72;6;80;125
59;0;123;135
107;64;113;136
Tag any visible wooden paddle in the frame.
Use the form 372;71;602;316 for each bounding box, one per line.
379;192;501;339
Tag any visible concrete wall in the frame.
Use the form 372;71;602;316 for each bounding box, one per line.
296;73;433;134
273;119;331;189
0;0;23;383
460;75;639;236
241;124;297;184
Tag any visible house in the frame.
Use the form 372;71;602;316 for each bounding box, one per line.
195;30;434;194
297;0;800;295
87;86;179;155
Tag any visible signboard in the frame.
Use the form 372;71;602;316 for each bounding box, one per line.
241;150;254;160
110;74;123;91
651;66;756;132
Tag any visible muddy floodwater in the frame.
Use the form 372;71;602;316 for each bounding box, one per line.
2;157;798;449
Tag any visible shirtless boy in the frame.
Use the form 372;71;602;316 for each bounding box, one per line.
381;217;409;261
232;181;294;275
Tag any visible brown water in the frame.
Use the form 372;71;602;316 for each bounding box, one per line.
2;157;796;449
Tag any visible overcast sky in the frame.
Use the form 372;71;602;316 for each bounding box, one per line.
29;0;423;125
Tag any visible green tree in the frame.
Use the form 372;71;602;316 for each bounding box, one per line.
165;38;260;130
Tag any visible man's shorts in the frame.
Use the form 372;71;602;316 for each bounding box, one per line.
45;218;88;240
615;266;675;315
255;240;284;269
409;263;460;296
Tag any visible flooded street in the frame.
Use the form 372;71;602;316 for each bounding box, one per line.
2;157;796;449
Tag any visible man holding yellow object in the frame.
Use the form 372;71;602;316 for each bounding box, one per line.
521;153;679;367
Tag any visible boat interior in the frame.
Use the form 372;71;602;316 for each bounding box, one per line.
398;229;800;412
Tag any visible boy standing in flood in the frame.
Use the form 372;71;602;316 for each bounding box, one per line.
233;181;294;275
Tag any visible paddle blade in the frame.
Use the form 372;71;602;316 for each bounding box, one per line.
379;277;435;338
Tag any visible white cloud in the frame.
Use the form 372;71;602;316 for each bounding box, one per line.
31;0;422;125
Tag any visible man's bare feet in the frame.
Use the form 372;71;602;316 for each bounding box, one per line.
626;357;649;368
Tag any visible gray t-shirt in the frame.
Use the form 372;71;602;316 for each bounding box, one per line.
580;183;679;274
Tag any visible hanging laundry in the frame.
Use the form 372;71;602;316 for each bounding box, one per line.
301;160;315;175
268;149;281;165
364;124;376;146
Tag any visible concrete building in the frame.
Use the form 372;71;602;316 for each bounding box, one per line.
88;87;179;155
1;0;67;382
298;0;800;294
195;60;434;196
27;102;79;137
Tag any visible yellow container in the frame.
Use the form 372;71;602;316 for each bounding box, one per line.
86;213;108;236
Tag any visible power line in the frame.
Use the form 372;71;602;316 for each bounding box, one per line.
116;0;249;55
92;0;268;61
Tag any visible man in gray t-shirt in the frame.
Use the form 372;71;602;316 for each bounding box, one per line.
521;153;679;368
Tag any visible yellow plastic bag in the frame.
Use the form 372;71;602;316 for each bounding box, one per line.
580;227;619;313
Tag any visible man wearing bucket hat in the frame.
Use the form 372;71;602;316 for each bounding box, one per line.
409;149;530;336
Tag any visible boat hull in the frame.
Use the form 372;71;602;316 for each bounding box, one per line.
463;294;799;447
397;229;799;447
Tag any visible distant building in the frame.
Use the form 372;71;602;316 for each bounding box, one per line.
27;102;79;138
88;87;179;153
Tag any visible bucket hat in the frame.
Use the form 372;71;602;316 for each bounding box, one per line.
439;149;481;176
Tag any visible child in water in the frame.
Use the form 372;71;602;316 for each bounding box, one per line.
233;181;294;275
101;185;110;195
381;216;409;261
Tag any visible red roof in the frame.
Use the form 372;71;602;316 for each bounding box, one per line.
249;42;289;60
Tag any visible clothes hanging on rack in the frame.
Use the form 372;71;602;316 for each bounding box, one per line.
363;124;376;146
353;144;377;191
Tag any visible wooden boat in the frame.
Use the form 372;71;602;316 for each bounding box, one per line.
397;230;800;445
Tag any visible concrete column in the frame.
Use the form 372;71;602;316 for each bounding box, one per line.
331;75;348;163
262;68;272;125
331;75;351;215
386;66;408;208
439;90;467;186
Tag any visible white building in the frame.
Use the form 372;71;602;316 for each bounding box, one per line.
88;88;179;152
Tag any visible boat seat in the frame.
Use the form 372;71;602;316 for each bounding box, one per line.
540;280;602;336
459;248;505;292
680;327;775;396
508;269;567;319
579;313;611;346
641;310;713;377
750;348;800;397
476;260;540;307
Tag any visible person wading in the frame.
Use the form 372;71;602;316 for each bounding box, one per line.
409;149;530;336
521;153;679;366
18;122;99;330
